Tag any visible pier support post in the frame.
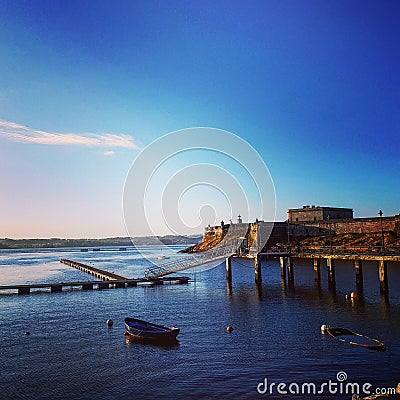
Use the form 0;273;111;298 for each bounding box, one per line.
18;287;30;295
98;282;110;289
355;259;363;292
313;258;321;283
279;257;286;281
225;257;232;283
379;259;389;295
287;257;294;283
126;281;138;287
254;255;262;284
327;258;336;290
50;285;62;293
82;283;94;291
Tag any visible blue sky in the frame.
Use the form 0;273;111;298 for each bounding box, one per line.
0;0;399;238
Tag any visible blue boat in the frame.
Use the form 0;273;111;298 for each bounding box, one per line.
124;317;180;342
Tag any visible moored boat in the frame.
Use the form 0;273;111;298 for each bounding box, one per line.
124;317;180;342
321;325;385;351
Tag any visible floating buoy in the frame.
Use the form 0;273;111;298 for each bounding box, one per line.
321;324;328;334
226;326;234;333
106;319;113;327
24;331;30;336
351;292;358;300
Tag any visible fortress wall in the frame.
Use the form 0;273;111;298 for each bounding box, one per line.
290;216;398;235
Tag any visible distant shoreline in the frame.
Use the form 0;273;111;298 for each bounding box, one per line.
0;235;202;250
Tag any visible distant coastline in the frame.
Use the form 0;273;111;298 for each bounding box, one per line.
0;235;202;250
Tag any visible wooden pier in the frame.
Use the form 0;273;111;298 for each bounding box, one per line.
0;259;189;295
222;249;400;298
257;251;400;296
0;277;190;295
279;252;399;295
60;259;127;281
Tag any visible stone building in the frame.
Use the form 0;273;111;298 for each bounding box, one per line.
288;205;353;223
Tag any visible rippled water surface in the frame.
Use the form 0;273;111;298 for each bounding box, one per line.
1;247;399;399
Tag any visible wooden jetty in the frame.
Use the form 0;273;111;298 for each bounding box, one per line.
60;259;126;281
0;259;189;295
0;277;190;295
224;249;400;296
272;252;400;296
141;243;399;298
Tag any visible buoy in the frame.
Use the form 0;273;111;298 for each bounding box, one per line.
321;324;328;334
351;292;358;300
106;319;113;327
226;326;234;333
24;331;30;336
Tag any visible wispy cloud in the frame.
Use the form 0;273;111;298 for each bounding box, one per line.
103;150;116;156
0;120;140;150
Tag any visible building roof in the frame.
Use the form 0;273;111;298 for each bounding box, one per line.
288;205;353;212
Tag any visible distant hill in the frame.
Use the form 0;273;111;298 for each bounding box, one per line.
0;235;202;250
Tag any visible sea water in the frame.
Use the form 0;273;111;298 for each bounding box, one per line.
0;247;399;399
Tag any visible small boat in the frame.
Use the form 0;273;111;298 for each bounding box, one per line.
124;317;180;342
321;325;385;351
156;255;170;260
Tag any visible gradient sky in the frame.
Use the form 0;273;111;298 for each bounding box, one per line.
0;0;399;238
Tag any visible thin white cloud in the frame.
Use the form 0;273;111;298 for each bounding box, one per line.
103;150;116;156
0;119;140;150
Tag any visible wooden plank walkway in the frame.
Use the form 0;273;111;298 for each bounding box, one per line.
0;258;189;295
0;277;190;295
60;259;127;280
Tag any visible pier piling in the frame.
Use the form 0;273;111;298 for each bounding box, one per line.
354;259;363;292
254;255;262;283
50;285;62;293
313;258;321;283
279;257;286;281
327;258;336;291
225;257;232;283
18;287;30;295
287;257;294;283
379;259;389;295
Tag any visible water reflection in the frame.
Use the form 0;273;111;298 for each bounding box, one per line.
1;249;399;400
124;336;180;349
222;258;397;323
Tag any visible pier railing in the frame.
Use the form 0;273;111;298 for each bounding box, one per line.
144;241;243;279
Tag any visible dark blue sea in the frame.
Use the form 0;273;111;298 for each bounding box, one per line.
0;246;399;400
